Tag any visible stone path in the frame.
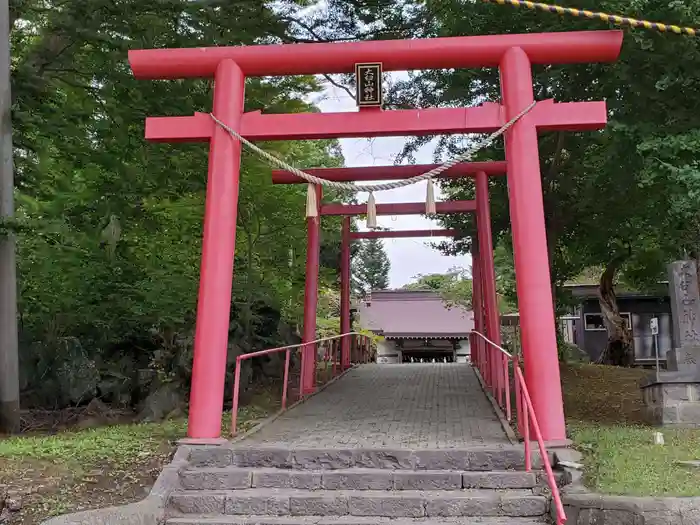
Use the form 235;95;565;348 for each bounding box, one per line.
237;363;509;448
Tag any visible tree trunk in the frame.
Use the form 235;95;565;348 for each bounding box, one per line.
596;260;634;367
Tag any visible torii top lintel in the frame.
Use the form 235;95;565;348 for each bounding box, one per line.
129;30;622;79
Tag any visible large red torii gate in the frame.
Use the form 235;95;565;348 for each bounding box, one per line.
129;30;623;442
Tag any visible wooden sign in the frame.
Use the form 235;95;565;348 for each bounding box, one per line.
355;63;383;108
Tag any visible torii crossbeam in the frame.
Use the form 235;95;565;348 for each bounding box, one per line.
271;162;506;184
129;29;623;442
350;229;458;239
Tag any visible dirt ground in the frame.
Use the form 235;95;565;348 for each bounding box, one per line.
0;403;273;524
560;361;649;425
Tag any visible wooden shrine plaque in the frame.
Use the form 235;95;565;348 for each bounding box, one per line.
355;63;383;108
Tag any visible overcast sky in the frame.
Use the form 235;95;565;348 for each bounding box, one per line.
310;79;471;288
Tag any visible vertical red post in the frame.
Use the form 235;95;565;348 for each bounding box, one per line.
476;171;504;404
500;47;566;442
188;59;245;439
302;185;322;395
340;217;352;369
471;244;486;383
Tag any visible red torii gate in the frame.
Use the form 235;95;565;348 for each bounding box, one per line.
274;165;507;408
129;30;622;442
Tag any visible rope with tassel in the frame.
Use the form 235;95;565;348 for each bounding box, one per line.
210;101;536;228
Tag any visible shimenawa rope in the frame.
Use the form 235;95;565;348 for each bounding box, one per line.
210;101;536;227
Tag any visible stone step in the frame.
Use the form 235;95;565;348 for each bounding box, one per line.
167;516;547;525
168;489;548;518
180;467;538;491
188;447;543;471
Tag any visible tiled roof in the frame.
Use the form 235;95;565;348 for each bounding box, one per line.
357;290;474;339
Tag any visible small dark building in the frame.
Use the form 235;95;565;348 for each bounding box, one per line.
564;283;673;364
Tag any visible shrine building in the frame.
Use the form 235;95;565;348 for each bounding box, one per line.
357;290;473;363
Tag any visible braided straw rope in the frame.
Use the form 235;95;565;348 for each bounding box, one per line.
210;101;535;225
209;101;535;193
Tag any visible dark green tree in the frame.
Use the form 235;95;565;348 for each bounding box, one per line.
352;238;390;295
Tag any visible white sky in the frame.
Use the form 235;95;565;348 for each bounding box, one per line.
311;77;470;288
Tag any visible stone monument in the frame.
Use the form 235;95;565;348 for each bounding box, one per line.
641;260;700;427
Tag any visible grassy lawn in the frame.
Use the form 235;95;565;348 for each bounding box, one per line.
0;400;274;525
561;362;700;497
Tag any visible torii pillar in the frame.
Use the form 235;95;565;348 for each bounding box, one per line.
302;185;323;394
501;48;567;442
475;170;504;407
340;216;352;370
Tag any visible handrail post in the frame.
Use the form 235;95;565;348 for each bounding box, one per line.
515;354;523;436
332;340;337;377
282;348;291;410
298;342;306;397
503;353;510;417
523;382;532;472
231;356;243;436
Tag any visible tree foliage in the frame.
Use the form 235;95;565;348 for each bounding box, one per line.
324;0;700;364
352;238;390;295
403;268;473;309
8;0;349;410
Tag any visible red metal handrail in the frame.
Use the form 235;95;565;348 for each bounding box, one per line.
230;332;373;435
472;331;566;525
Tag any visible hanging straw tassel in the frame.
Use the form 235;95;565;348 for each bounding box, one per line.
306;183;318;218
425;178;437;215
366;192;378;229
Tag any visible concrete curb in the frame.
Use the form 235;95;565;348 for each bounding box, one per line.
39;444;191;525
558;489;700;525
550;450;700;524
229;363;362;446
471;365;519;445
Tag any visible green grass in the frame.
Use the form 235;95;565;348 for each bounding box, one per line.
569;422;700;496
0;405;270;467
0;419;186;466
561;362;700;497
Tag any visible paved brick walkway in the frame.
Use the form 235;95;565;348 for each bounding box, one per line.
237;364;509;448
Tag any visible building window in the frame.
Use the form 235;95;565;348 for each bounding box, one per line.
584;312;631;331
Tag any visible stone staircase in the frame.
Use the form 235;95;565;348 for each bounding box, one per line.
165;445;557;525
